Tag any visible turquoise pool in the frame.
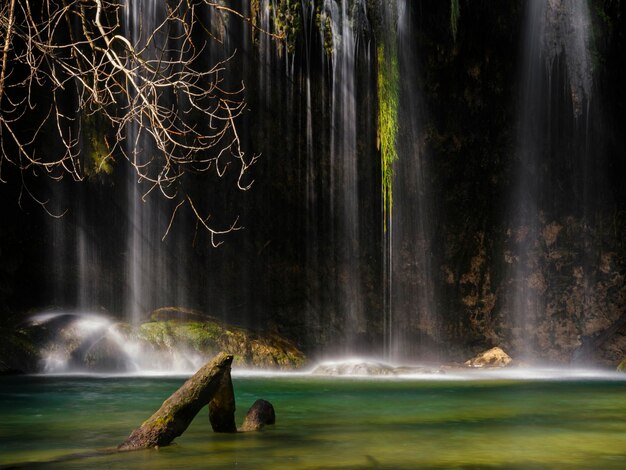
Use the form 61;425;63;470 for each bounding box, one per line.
1;373;625;468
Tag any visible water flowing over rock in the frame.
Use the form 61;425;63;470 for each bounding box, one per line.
508;0;596;360
311;359;448;376
80;336;132;372
30;313;136;373
1;1;625;369
382;0;437;363
26;311;305;373
543;0;592;116
312;360;396;376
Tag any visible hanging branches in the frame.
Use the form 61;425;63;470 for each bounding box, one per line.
0;0;260;243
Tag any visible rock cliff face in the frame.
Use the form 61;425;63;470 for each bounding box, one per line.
0;1;625;368
436;214;626;366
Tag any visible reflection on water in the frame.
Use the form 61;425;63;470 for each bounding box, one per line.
1;376;626;469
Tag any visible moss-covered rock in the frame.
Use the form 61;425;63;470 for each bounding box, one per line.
149;307;219;323
618;357;626;373
82;336;132;372
12;310;305;373
135;316;305;369
137;321;223;352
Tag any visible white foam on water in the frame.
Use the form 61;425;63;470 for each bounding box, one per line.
305;357;626;382
29;366;626;381
28;314;625;381
30;311;207;375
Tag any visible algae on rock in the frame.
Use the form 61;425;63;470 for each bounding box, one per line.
135;312;306;369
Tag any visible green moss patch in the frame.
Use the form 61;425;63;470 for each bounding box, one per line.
136;318;305;369
377;39;399;229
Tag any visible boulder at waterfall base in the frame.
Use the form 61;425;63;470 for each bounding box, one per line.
465;347;513;368
15;309;306;373
136;315;306;369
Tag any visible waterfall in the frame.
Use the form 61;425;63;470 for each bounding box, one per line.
380;0;436;361
334;0;363;352
76;186;99;311
295;0;435;359
124;0;158;325
511;0;593;358
48;178;67;309
324;0;368;353
123;0;188;324
301;0;322;344
48;130;104;313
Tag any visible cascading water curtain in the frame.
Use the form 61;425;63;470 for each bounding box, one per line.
379;0;436;361
319;0;368;353
509;0;592;358
122;0;188;324
377;0;399;359
123;0;159;325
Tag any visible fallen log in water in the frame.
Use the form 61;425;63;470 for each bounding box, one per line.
118;352;233;450
9;353;274;466
208;366;237;433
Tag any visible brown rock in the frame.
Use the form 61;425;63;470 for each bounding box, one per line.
542;222;562;246
239;399;275;432
465;347;513;368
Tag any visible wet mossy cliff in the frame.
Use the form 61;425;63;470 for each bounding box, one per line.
1;1;626;366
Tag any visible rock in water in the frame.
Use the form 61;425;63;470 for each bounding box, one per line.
239;399;275;432
465;347;513;368
209;368;237;433
311;361;396;376
81;336;132;372
118;352;233;450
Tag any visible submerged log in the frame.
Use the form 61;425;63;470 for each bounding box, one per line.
118;352;233;451
239;399;275;432
208;368;237;433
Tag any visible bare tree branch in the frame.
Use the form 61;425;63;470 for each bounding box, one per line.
0;0;266;241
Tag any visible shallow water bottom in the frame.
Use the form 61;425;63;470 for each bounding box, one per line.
1;375;626;469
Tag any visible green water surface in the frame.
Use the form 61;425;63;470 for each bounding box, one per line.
1;375;625;469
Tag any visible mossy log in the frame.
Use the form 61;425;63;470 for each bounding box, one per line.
118;352;233;450
208;368;237;433
239;399;275;432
